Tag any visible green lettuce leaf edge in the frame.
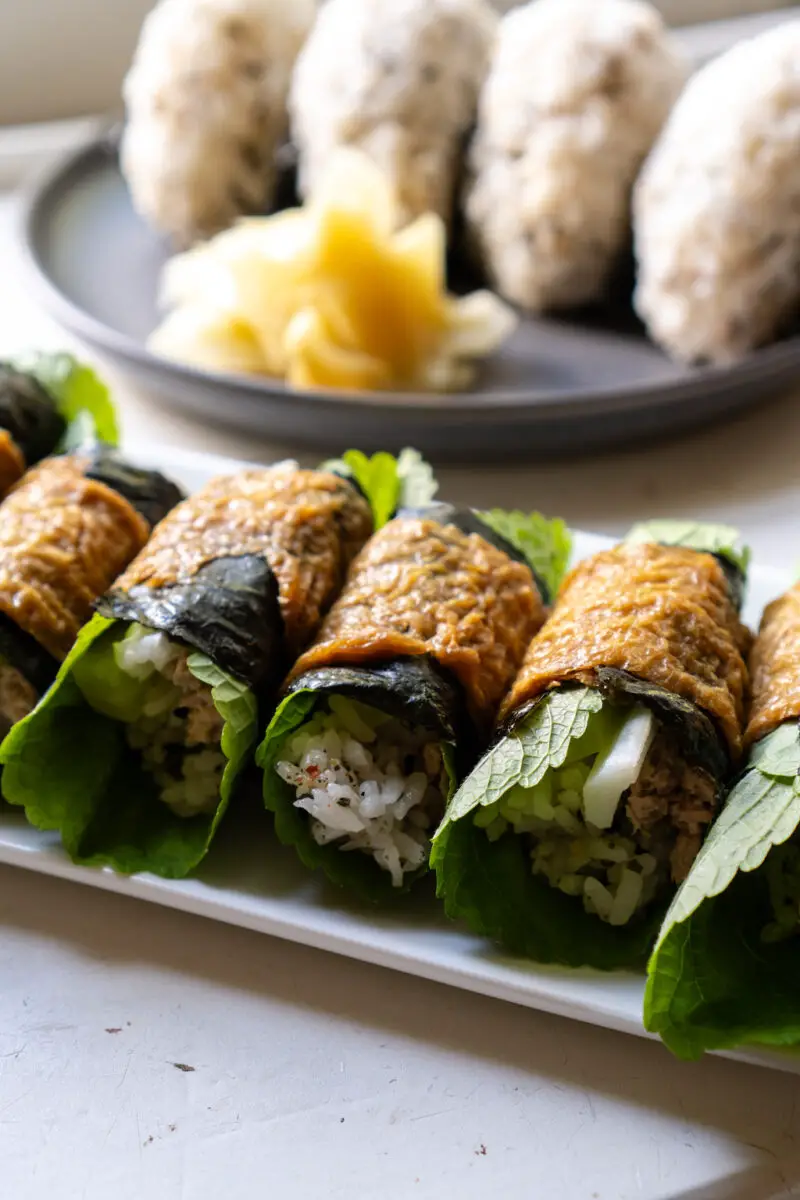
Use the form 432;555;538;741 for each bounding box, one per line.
0;614;257;878
475;509;572;600
12;350;120;449
644;721;800;1059
323;447;438;528
625;519;750;575
431;687;662;968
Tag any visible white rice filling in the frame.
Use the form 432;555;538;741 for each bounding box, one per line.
115;625;225;818
276;696;447;888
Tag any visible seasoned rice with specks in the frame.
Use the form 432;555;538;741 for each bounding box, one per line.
116;625;226;818
276;696;448;887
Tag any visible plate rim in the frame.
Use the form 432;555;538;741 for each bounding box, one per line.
17;132;800;423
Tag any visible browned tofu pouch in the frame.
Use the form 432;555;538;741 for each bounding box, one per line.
0;447;182;736
644;583;800;1058
257;502;560;902
97;463;375;689
746;582;800;745
0;430;25;497
501;542;751;757
431;528;752;968
288;510;548;730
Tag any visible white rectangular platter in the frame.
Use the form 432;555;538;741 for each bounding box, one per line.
0;444;794;1074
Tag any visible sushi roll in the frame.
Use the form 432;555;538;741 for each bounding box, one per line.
464;0;686;311
257;503;570;899
1;462;374;878
0;447;182;740
432;522;751;969
634;22;800;364
121;0;316;246
646;580;800;1059
290;0;497;227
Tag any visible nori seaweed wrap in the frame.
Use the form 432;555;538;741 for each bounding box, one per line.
256;504;570;901
0;446;181;740
0;364;66;494
0;354;119;495
1;462;373;878
645;580;800;1059
432;522;752;970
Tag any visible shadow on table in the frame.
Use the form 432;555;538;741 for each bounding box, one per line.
666;1161;800;1200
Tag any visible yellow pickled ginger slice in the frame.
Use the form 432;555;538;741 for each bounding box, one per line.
149;148;516;392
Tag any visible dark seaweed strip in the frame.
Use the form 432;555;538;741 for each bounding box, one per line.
0;613;58;696
97;555;285;693
287;656;472;769
710;555;745;614
325;464;369;506
399;502;550;603
502;671;729;786
0;364;65;467
83;445;185;528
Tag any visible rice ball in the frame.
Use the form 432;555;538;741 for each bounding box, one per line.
290;0;498;227
634;22;800;364
465;0;686;312
121;0;316;247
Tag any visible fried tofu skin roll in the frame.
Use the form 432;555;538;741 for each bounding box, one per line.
433;522;751;969
258;503;569;900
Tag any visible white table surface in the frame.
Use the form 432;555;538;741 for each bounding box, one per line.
3;184;800;1200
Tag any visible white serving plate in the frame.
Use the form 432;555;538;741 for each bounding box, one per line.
0;445;793;1074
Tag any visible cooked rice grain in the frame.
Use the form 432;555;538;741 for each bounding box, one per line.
116;625;225;818
276;698;447;887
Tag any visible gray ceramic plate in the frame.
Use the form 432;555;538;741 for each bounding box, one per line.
18;132;800;461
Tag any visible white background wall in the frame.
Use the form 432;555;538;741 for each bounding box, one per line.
0;0;154;126
0;0;794;127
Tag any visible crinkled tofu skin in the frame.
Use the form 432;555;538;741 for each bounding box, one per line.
0;464;373;878
465;0;686;311
258;503;553;901
500;543;750;755
432;536;751;969
747;584;800;747
121;0;316;246
634;21;800;364
0;447;180;738
290;0;497;227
